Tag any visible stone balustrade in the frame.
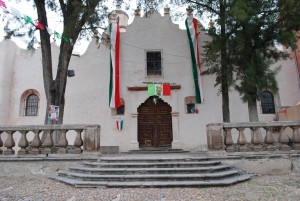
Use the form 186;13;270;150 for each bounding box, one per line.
207;121;300;152
0;124;100;155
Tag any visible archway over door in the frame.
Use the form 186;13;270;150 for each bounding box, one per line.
137;96;173;148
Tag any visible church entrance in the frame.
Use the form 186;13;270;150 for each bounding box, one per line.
137;96;173;148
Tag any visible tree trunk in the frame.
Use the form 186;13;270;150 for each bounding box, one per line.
220;0;230;122
248;100;259;122
34;0;53;125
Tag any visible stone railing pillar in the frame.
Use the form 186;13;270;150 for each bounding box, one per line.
4;131;15;155
292;126;300;150
42;130;53;154
31;129;42;154
237;128;250;152
224;128;235;152
18;130;29;155
278;126;291;151
58;129;68;154
251;127;262;151
74;129;83;154
263;127;276;151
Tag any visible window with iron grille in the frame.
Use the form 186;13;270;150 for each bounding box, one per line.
25;94;39;116
146;51;162;76
261;91;275;114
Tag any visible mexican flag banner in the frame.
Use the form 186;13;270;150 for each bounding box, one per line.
148;84;171;96
109;20;121;108
185;17;204;103
116;118;123;131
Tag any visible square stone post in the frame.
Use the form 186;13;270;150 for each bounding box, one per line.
171;112;181;149
130;113;139;150
83;125;100;151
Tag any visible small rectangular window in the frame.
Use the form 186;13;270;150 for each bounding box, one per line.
116;105;125;115
187;103;196;114
146;51;162;76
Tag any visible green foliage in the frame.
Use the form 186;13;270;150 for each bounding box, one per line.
230;0;299;103
188;0;299;104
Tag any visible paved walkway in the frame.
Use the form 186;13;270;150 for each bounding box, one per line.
0;174;300;201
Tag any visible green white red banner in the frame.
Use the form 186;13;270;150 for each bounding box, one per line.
109;20;121;108
185;17;204;103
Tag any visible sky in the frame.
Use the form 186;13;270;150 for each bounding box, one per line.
0;0;193;55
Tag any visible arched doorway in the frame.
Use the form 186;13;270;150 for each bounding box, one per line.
137;96;173;148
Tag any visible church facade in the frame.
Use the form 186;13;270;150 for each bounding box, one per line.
0;8;299;152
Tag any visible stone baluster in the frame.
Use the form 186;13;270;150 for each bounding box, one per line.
31;129;42;154
250;127;262;151
224;128;235;152
291;126;300;150
4;131;15;155
58;129;68;154
74;129;83;154
237;128;250;152
263;127;276;151
0;131;3;154
278;126;291;151
18;131;29;155
42;130;53;154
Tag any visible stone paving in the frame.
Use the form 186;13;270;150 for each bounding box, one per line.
0;174;300;201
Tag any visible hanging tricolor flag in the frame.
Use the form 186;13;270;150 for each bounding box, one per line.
0;0;7;9
35;21;44;30
148;84;171;96
185;17;204;104
109;20;121;108
10;7;23;19
24;15;35;25
116;118;123;131
2;1;74;45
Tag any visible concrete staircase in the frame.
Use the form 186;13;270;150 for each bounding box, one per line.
51;155;253;188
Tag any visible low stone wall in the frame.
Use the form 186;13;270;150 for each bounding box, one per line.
221;152;300;175
0;155;98;177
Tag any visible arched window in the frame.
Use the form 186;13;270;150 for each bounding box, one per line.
20;89;40;117
25;94;39;116
261;91;275;114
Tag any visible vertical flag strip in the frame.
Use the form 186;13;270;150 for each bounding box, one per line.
162;84;171;96
185;17;204;103
0;0;7;9
109;20;121;108
116;118;123;131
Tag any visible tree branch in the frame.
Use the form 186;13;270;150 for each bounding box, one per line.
59;0;66;14
187;0;220;15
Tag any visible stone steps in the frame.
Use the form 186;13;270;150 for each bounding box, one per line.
69;164;232;175
51;174;252;188
82;160;222;168
51;155;253;188
125;148;189;154
58;169;240;181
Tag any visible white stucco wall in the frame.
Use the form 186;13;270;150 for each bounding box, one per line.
0;41;18;124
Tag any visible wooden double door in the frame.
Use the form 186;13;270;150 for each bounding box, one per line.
138;96;173;148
